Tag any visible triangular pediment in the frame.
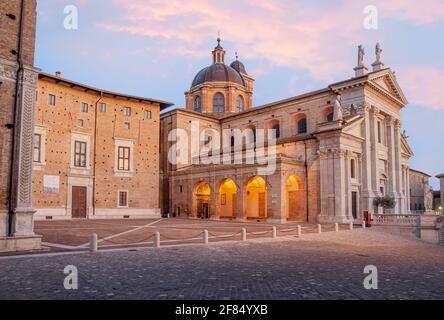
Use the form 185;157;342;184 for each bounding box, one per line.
400;134;414;158
368;70;408;106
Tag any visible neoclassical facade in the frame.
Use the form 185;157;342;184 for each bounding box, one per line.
160;40;413;224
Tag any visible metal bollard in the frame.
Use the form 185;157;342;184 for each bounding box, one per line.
362;221;366;229
297;225;302;237
153;231;160;248
272;226;277;239
203;230;209;245
335;223;339;232
317;224;322;234
89;233;98;252
349;222;354;230
241;228;247;241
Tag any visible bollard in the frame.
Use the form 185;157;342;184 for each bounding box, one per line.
89;233;98;252
297;225;302;237
335;223;339;232
153;231;160;248
362;221;366;229
241;228;247;241
203;229;209;245
349;222;354;230
272;226;277;239
317;224;322;234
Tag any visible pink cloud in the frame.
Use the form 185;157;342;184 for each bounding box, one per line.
398;66;444;110
98;0;444;110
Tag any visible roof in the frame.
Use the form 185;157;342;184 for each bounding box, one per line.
38;72;174;110
191;64;245;88
436;173;444;178
410;168;432;177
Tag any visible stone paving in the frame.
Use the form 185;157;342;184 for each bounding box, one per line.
0;229;443;300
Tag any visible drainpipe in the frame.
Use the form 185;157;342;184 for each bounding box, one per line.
304;141;309;222
8;0;26;236
92;93;104;217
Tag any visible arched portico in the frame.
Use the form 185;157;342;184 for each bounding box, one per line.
216;178;238;219
192;181;211;218
244;176;267;220
286;175;306;221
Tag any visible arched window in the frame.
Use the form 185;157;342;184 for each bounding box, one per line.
327;112;334;122
350;159;356;179
213;93;225;112
271;124;280;139
236;95;244;112
298;118;307;134
194;96;202;112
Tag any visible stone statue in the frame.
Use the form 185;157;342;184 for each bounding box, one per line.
358;45;365;66
424;183;434;211
375;42;382;63
333;94;343;121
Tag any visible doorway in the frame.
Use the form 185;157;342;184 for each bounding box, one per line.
72;186;87;218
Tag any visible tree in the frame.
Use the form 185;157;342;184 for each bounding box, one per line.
374;196;396;214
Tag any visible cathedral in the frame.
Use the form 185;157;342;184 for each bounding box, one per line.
160;39;413;224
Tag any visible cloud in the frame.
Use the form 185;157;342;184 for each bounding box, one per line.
398;66;444;110
97;0;444;109
379;0;444;25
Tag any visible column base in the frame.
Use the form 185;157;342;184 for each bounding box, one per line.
0;235;42;252
14;208;37;237
318;215;354;224
267;218;287;224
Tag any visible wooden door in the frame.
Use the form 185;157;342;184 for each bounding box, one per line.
258;192;266;218
203;203;209;219
232;194;237;218
72;186;87;218
352;191;358;219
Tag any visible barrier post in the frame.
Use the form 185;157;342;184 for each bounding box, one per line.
349;222;354;230
317;224;322;234
297;225;302;237
153;231;160;248
362;221;366;229
241;228;247;241
335;223;339;232
89;233;98;253
203;230;209;245
272;226;277;239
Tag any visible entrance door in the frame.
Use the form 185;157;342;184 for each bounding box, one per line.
258;192;266;218
72;186;87;218
351;191;358;219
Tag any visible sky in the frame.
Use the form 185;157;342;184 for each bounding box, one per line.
35;0;444;189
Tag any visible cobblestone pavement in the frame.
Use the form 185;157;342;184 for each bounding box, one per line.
0;229;443;300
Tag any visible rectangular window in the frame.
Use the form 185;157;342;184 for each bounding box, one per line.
118;146;130;171
99;103;107;112
81;102;88;113
377;121;382;144
124;122;130;130
78;119;84;127
123;107;131;116
33;134;41;163
48;94;56;106
74;141;87;167
145;110;152;120
118;191;128;207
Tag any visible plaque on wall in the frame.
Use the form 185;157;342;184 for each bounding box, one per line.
43;175;60;193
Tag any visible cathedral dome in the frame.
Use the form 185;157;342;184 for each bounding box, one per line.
230;60;247;75
191;64;245;88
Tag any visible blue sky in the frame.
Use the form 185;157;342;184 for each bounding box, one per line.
35;0;444;188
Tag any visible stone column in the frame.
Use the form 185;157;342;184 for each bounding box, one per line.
333;149;348;222
361;105;376;213
11;66;39;237
386;116;399;213
394;119;404;213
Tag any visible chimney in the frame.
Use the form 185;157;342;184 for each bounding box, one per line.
55;71;62;78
